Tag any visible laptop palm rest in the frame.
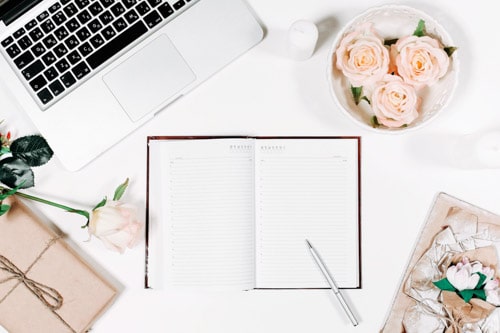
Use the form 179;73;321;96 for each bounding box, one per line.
103;34;196;122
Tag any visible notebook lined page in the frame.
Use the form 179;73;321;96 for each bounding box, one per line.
159;139;256;290
254;139;359;289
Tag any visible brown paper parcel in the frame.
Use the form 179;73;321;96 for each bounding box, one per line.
0;197;117;333
380;193;500;332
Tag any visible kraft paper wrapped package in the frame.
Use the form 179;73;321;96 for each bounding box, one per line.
381;193;500;333
0;197;118;333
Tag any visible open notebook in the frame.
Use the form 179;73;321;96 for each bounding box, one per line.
146;137;361;290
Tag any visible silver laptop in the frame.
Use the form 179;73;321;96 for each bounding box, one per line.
0;0;263;170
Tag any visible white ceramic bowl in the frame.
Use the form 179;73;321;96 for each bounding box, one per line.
327;5;459;133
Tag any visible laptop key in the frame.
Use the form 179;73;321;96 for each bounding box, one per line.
112;18;128;32
72;61;90;79
135;2;150;15
158;3;173;18
63;3;79;17
25;19;38;30
147;0;162;8
1;36;14;47
65;36;80;50
67;50;82;64
89;34;105;48
78;42;93;56
99;11;114;25
60;71;77;87
13;28;26;39
42;51;57;66
14;50;35;69
42;34;58;49
66;18;81;32
31;42;46;57
40;20;56;33
87;21;147;69
54;43;68;57
100;0;115;8
60;0;72;4
144;10;162;29
6;44;21;58
44;66;59;81
49;3;62;13
29;27;44;41
76;27;92;41
37;88;54;104
75;0;90;9
173;0;185;10
101;26;116;40
124;9;139;23
77;10;92;25
89;2;104;15
49;80;65;96
53;11;67;25
88;18;103;33
37;11;50;22
55;58;70;72
29;74;47;91
110;3;125;16
18;36;33;50
122;0;138;9
54;27;69;40
22;60;45;80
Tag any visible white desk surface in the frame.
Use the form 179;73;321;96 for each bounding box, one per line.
0;0;498;332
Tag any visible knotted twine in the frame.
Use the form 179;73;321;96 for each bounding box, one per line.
0;237;76;333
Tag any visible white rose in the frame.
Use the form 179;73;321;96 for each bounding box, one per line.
89;200;143;253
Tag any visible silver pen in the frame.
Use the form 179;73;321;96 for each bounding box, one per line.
305;239;359;326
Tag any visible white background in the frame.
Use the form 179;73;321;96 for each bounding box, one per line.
0;0;499;332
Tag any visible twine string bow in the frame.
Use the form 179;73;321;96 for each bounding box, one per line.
0;255;63;310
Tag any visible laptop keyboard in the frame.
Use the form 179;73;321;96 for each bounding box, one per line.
1;0;193;107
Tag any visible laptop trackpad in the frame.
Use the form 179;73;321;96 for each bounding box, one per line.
103;34;196;122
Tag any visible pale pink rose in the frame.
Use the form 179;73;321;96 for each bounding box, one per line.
371;74;420;128
335;23;390;87
89;200;143;253
391;35;450;89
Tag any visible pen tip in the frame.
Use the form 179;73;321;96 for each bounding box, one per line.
305;239;312;248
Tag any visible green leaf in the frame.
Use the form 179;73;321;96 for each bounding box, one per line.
113;178;129;201
0;204;10;216
473;288;487;301
10;135;53;167
444;46;457;57
413;19;426;37
93;197;107;210
459;289;474;303
475;272;487;289
361;96;371;105
433;278;456;292
0;183;23;200
351;86;363;105
0;157;34;188
0;146;10;155
384;38;398;46
370;116;380;128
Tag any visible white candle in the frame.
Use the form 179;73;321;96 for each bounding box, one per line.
287;20;318;61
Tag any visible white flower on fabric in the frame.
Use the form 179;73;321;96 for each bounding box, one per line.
446;257;479;291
